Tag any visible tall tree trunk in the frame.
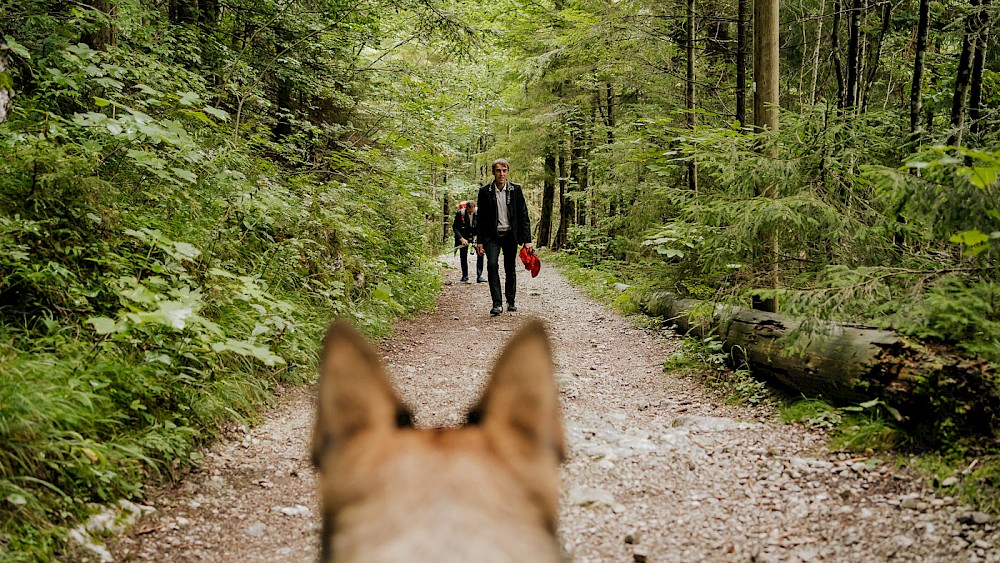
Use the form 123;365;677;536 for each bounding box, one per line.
968;0;991;142
686;0;699;192
736;0;749;127
442;193;450;244
948;0;980;148
860;0;893;112
0;41;11;125
555;149;570;249
603;83;619;216
831;0;845;107
753;0;780;313
169;0;198;24
909;0;930;139
83;0;117;50
809;0;826;106
198;0;219;24
569;109;587;228
274;79;293;140
538;149;556;248
605;83;615;144
844;0;862;109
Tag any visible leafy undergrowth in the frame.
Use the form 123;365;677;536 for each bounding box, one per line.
782;397;1000;515
0;43;443;561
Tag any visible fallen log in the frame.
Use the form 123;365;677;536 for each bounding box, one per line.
641;292;999;436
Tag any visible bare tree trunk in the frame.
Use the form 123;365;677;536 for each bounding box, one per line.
844;0;862;109
736;0;749;127
861;0;893;112
909;0;930;139
538;149;556;248
753;0;780;313
83;0;117;50
198;0;219;24
605;83;615;144
687;0;699;192
442;193;450;244
948;0;981;148
169;0;198;24
968;0;991;142
569;109;588;228
642;293;1000;436
274;79;293;140
831;0;845;107
555;147;571;249
809;0;826;106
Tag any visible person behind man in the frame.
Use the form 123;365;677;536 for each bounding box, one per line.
469;202;485;283
453;200;477;283
476;158;533;316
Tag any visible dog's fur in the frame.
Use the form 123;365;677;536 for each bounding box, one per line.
311;319;565;562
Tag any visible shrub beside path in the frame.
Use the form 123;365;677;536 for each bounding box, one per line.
109;253;998;561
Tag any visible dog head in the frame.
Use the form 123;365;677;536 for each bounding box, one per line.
311;319;565;562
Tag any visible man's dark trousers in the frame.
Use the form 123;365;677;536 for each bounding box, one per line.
484;231;518;308
458;246;470;280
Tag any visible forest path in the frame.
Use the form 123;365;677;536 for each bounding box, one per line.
109;252;996;562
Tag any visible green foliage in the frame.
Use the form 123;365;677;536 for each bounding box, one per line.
911;445;1000;515
781;398;844;430
782;397;903;453
0;2;448;556
663;336;772;407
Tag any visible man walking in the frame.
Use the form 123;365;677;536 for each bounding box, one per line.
453;200;477;283
476;158;533;316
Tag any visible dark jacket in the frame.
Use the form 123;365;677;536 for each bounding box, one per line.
452;208;477;245
476;182;531;245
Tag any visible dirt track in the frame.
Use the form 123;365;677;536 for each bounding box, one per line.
108;252;998;562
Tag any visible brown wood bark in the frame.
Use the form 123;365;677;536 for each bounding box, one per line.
736;0;749;127
753;0;780;313
909;0;930;139
642;293;999;434
831;0;845;108
860;0;893;113
948;0;980;148
968;0;991;142
442;193;450;244
686;0;698;192
554;149;570;249
83;0;117;50
538;150;556;248
844;0;862;109
808;0;825;107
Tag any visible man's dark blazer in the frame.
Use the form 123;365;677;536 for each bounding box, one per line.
476;182;531;245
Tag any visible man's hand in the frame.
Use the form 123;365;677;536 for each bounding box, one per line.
523;242;534;254
476;243;484;256
460;238;468;247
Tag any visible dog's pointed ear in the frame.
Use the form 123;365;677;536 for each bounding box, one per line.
468;319;565;463
311;320;411;467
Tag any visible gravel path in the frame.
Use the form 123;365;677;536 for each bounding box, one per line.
108;253;998;562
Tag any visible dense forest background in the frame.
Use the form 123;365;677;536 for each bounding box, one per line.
1;0;998;558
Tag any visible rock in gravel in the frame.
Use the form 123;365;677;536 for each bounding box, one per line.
241;523;267;537
959;511;994;525
568;486;616;508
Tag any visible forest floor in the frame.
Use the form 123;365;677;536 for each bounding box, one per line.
105;252;999;562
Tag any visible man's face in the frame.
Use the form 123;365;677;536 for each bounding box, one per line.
493;165;509;186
